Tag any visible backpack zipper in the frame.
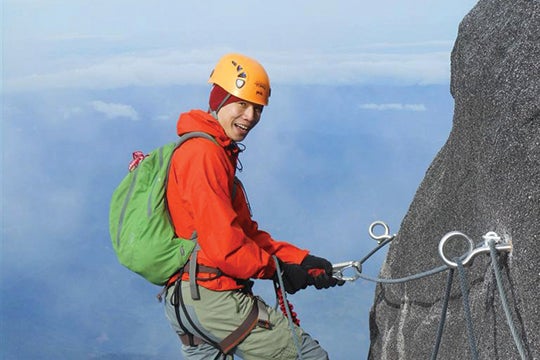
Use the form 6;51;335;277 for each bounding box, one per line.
116;168;140;247
147;146;165;217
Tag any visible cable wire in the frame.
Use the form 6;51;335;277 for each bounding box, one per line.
430;268;454;360
488;240;527;359
456;258;479;360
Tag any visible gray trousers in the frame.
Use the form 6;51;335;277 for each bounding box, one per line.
164;281;329;360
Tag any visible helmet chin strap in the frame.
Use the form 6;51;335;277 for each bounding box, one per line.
209;93;232;120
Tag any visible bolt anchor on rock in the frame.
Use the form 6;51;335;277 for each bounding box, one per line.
438;230;512;268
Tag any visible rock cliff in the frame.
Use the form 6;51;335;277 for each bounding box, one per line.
368;0;540;359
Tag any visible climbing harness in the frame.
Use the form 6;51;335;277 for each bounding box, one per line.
331;221;526;360
167;259;269;359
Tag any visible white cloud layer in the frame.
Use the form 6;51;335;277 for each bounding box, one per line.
359;103;428;111
4;47;452;92
90;100;139;120
3;0;478;92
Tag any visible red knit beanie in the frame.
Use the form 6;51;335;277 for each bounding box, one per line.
209;85;242;112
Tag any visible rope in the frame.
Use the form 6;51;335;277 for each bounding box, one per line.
273;256;304;360
357;265;448;284
430;268;454;360
488;240;527;359
310;222;527;359
358;236;393;264
456;258;479;360
351;228;525;359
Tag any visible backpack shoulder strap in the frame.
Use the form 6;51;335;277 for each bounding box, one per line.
172;131;219;301
177;131;217;147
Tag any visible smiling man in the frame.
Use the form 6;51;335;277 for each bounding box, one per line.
162;53;341;359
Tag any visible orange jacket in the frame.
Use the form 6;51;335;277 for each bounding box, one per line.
166;109;309;291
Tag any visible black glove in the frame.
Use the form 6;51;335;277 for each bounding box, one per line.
302;254;345;289
276;261;309;294
307;271;345;289
301;254;333;273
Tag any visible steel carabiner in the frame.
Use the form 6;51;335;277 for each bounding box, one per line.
332;260;363;281
331;221;395;281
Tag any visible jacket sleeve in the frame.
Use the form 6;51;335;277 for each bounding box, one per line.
232;179;309;265
168;139;279;280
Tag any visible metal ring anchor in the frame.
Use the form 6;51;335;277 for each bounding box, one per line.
438;230;512;268
369;221;395;244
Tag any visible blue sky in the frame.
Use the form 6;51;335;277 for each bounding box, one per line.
2;1;478;359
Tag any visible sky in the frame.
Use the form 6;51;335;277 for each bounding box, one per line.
2;1;479;359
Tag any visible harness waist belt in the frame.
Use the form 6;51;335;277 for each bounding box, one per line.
166;261;221;287
182;261;221;276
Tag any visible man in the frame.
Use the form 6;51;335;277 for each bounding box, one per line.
164;53;341;359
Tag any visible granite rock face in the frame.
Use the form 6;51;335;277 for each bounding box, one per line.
368;0;539;359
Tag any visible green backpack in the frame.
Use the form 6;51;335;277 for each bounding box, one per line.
109;131;216;285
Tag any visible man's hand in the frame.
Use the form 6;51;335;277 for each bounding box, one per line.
302;255;345;289
277;262;309;294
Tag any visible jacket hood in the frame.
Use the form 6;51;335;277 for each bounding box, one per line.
177;109;233;148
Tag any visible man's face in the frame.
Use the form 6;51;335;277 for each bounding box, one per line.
217;101;263;142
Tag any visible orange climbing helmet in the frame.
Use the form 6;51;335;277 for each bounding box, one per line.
208;53;271;106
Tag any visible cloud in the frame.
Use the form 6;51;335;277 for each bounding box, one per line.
90;100;139;120
4;47;452;92
3;0;478;93
359;103;427;111
266;50;451;85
